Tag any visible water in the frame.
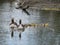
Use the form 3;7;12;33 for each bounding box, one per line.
0;2;60;45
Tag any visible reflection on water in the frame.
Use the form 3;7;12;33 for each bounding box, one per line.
0;2;60;45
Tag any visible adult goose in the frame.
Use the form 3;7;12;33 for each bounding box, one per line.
10;18;17;37
15;2;30;15
17;19;25;38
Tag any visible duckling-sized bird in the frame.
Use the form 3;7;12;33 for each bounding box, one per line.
10;18;17;37
41;23;48;27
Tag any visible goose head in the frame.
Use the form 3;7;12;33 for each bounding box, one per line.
19;19;22;24
11;18;14;23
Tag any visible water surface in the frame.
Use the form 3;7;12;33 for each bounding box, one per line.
0;2;60;45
